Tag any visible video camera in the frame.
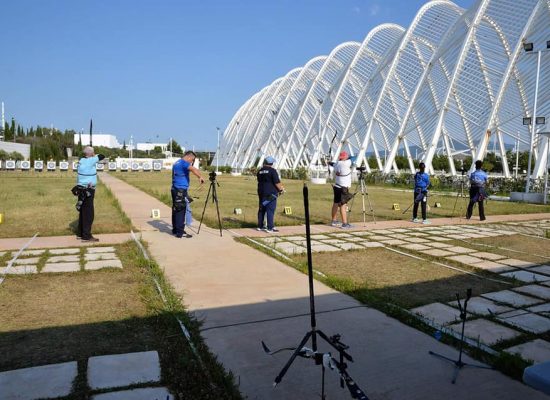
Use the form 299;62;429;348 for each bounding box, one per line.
356;166;367;172
208;170;217;182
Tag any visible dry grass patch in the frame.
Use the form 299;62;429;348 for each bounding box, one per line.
291;248;508;309
0;171;132;238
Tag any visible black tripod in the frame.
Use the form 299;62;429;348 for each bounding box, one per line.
198;171;223;237
261;183;368;400
349;167;376;225
428;288;494;384
451;166;468;218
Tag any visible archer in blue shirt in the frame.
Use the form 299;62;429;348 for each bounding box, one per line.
412;162;430;224
466;160;488;221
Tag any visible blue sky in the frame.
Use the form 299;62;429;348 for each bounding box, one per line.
1;0;474;150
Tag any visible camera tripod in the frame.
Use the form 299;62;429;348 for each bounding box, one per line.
261;183;368;400
428;288;494;384
198;171;223;237
348;168;376;225
451;169;468;219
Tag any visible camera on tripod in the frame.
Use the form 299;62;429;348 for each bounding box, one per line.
208;170;217;182
356;166;367;172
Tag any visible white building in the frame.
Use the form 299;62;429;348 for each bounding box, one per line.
75;134;121;149
136;142;168;152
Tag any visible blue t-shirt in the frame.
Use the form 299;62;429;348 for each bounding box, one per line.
257;166;280;197
77;156;99;187
172;159;191;189
470;169;488;188
414;172;430;191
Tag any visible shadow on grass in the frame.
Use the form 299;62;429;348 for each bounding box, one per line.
69;219;79;235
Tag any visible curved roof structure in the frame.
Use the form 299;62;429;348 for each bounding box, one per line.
218;0;550;178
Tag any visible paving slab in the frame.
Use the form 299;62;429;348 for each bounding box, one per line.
514;285;550;300
330;233;354;238
446;255;484;265
470;252;506;261
445;246;473;254
528;303;550;314
456;296;513;316
400;243;431;251
49;248;81;255
42;262;81;273
48;255;80;263
0;265;38;274
371;229;393;235
499;313;550;334
344;236;368;242
411;303;462;326
482;290;541;307
85;259;124;270
337;242;367;251
362;242;384;248
529;265;550;276
19;249;45;256
311;243;341;253
85;252;119;261
320;239;348;245
421;249;455;257
430;236;452;241
447;318;521;345
505;339;550;364
282;236;306;241
498;259;538;268
383;239;408;245
426;242;453;249
0;361;77;400
310;235;330;240
88;351;161;390
471;260;513;273
369;235;389;241
87;246;117;254
500;270;550;283
92;387;174;400
12;257;40;265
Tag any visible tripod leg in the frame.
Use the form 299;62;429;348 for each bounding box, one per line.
197;183;213;234
212;184;223;236
273;331;313;386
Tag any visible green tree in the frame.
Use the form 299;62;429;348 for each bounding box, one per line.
168;139;183;155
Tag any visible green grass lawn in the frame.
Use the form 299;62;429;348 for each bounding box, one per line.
112;171;550;228
0;171;132;238
0;241;242;399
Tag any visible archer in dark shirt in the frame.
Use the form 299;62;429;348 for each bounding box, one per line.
257;156;284;233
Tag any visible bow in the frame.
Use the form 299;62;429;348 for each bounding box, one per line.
327;130;339;175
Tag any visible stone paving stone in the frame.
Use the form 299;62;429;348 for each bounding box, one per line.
310;234;331;240
514;285;550;300
499;313;550;334
48;255;80;263
445;246;472;254
338;242;367;250
430;236;452;241
528;303;550;314
501;270;550;283
390;228;410;233
471;261;513;273
470;252;506;261
482;290;541;307
345;236;368;242
88;351;161;390
411;303;462;326
85;260;124;270
498;309;528;319
282;236;305;241
505;339;550;364
446;255;484;265
350;231;373;236
421;249;455;257
404;237;430;243
13;257;40;265
361;242;384;248
400;243;431;251
383;239;408;245
42;262;81;273
85;252;119;261
87;246;117;254
274;242;303;254
426;242;453;249
20;249;46;256
259;237;278;245
320;239;348;245
529;265;550;275
49;248;80;255
498;258;538;268
311;243;341;253
447;318;521;346
369;235;389;241
92;387;174;400
457;296;513;316
0;361;77;399
0;265;38;274
330;233;354;238
447;234;471;240
372;229;393;235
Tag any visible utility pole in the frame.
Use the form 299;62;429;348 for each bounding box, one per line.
1;102;4;141
89;119;93;147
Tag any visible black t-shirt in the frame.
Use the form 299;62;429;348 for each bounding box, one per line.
257;166;280;197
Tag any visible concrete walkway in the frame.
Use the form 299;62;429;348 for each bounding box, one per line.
99;173;547;400
0;233;131;251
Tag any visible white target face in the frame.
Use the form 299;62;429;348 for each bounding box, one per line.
72;162;79;170
131;163;139;171
59;162;69;170
47;161;56;170
34;161;44;170
21;161;30;170
120;162;129;170
6;160;16;169
142;162;151;171
96;163;104;170
108;162;117;171
153;161;162;171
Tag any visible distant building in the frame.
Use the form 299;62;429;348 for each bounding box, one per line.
75;134;121;149
0;142;30;159
136;142;168;152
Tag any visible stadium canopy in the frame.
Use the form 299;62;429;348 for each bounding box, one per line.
217;0;550;178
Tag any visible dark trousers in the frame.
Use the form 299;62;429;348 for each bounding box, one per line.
258;197;277;230
171;188;187;235
412;190;427;220
466;187;486;220
78;189;95;239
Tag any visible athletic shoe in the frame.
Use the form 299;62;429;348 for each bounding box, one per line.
330;220;341;227
82;237;99;242
341;223;353;229
412;218;420;223
256;227;267;231
266;228;279;233
422;219;431;225
176;231;193;238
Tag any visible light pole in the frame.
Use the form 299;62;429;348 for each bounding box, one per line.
515;132;520;179
216;127;220;174
523;40;549;193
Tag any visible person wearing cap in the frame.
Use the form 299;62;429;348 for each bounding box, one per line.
412;162;430;224
331;151;353;228
257;156;285;232
466;160;488;221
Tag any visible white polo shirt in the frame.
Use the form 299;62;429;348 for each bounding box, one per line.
334;159;352;188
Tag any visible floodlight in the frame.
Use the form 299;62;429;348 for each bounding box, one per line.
523;117;532;125
536;116;546;125
523;42;534;52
